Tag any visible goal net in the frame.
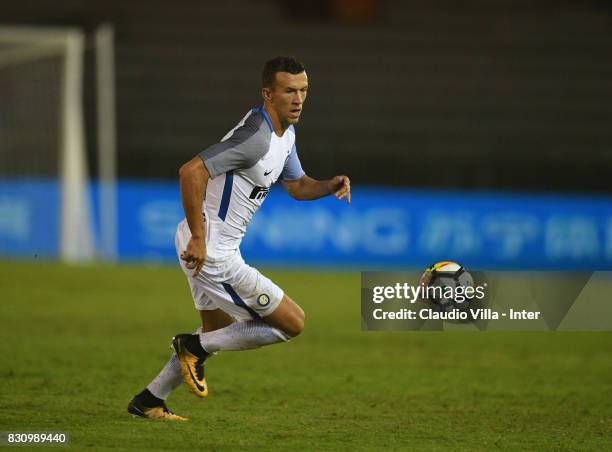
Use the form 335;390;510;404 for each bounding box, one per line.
0;27;95;262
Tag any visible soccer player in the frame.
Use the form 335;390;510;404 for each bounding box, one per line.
128;56;351;420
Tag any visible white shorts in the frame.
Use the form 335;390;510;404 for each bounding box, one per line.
175;220;284;322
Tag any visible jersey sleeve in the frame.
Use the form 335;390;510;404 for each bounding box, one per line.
280;144;305;181
198;111;271;179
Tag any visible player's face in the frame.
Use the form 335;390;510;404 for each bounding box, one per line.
268;71;308;125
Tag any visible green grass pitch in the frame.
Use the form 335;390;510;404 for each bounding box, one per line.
0;261;610;451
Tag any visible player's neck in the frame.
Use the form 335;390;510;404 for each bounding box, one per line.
263;104;288;137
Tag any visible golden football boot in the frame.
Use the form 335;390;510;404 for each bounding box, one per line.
172;334;210;398
127;396;187;421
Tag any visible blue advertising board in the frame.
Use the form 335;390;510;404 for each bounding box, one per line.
0;179;59;258
2;179;612;269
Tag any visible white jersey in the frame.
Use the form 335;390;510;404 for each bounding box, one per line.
196;107;304;262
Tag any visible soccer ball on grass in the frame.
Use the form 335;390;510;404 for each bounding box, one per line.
419;261;475;313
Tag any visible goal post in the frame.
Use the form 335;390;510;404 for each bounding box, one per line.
0;26;95;262
95;25;118;261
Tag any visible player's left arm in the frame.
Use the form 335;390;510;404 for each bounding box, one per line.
281;143;350;203
283;174;351;203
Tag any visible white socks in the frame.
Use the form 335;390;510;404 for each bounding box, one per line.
198;320;290;353
146;354;182;400
147;322;290;400
147;327;203;400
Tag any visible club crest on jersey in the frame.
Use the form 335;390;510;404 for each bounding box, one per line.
257;294;271;307
249;186;270;201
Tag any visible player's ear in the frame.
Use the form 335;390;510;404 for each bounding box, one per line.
262;86;273;102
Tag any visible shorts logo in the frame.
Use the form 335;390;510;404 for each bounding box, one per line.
257;294;270;307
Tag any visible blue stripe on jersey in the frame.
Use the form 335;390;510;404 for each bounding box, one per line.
252;106;273;132
221;282;261;320
218;170;233;221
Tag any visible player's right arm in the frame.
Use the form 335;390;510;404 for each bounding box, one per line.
179;157;209;276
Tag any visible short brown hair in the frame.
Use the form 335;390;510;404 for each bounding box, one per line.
262;56;305;88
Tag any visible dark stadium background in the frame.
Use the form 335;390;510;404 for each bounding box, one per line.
3;0;611;192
